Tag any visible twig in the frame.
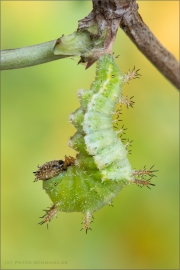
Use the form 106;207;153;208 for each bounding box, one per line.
119;0;180;90
0;40;66;70
1;0;179;90
90;0;179;89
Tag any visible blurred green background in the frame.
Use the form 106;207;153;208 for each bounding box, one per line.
1;1;179;269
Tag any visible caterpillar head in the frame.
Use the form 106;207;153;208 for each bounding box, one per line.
33;160;64;181
33;156;75;181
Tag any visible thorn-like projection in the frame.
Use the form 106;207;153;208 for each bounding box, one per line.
116;125;127;136
80;211;93;234
115;109;122;117
112;118;122;124
125;139;133;149
132;165;158;188
112;109;122;118
108;202;114;207
38;204;58;226
132;178;155;189
113;109;122;129
125;139;133;154
133;165;158;179
119;95;135;108
124;67;141;84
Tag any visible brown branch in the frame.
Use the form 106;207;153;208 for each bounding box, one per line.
90;0;179;89
119;0;180;90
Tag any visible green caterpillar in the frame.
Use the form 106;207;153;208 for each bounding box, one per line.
34;54;157;232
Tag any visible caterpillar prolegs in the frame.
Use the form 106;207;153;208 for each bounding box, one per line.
34;54;157;232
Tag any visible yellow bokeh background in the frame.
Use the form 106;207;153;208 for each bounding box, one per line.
1;1;179;269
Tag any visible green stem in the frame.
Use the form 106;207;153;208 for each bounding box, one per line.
0;40;68;70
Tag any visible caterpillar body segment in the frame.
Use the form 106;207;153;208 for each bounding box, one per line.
42;165;125;214
70;54;132;181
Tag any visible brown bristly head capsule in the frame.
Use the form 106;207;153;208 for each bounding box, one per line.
33;160;64;181
33;155;76;182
